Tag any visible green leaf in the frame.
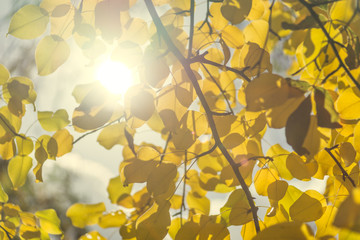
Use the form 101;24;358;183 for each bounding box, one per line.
8;155;33;189
38;109;70;132
35;209;62;235
8;5;49;39
35;35;70;76
0;183;8;203
0;64;10;85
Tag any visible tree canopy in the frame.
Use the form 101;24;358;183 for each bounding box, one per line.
1;0;360;239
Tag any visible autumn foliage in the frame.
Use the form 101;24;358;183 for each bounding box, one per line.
1;0;360;239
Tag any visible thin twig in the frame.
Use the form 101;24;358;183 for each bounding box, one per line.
325;145;356;187
0;115;25;139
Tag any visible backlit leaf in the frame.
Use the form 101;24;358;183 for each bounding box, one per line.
66;203;106;228
136;200;171;240
336;87;360;120
8;155;32;189
52;129;73;157
253;222;315;240
289;190;325;222
38;109;70;132
8;5;49;39
221;189;252;226
245;73;289;111
0;183;8;203
285;96;311;156
0;64;10;85
35;209;62;235
186;192;210;215
35;35;70;76
79;231;106;240
147;163;177;197
98;210;127;228
221;0;252;25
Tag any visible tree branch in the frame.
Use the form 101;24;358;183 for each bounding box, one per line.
145;0;260;232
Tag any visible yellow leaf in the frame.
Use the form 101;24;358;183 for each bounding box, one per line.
245;73;289;111
35;35;70;76
266;144;293;180
169;218;185;239
315;205;339;238
253;222;315;240
354;121;360;154
136;200;171;240
286;153;315;181
266;94;305;129
210;3;228;31
8;155;32;189
0;64;10;85
186;192;210;215
243;19;269;47
340;142;356;167
221;189;252;226
175;221;200;240
289;190;325;222
120;158;157;185
221;0;252;25
52;129;73;157
97;122;133;150
0;183;8;203
330;0;356;25
147;163;177;197
35;209;62;235
247;0;265;20
79;231;106;240
238;42;272;77
38;109;70;132
50;3;75;39
98;210;127;228
15;135;33;156
267;180;288;203
66;203;106;228
241;220;266;240
128;89;155;121
144;55;170;88
8;5;49;39
278;185;303;214
3;76;37;106
254;168;279;196
221;25;244;49
107;175;133;206
335;87;360;120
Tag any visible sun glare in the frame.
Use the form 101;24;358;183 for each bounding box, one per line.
95;60;135;95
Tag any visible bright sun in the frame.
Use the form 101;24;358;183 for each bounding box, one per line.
95;60;135;95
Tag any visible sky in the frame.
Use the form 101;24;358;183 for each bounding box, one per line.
0;1;328;239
